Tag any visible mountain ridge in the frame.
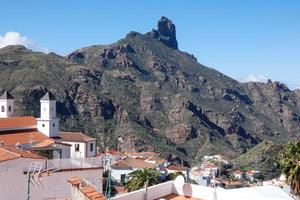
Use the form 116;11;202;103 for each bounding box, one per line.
0;16;299;167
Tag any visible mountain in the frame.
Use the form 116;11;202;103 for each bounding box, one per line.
232;141;284;179
0;17;299;166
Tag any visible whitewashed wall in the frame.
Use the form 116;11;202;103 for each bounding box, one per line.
62;141;86;158
111;168;133;182
86;141;96;157
112;181;174;200
52;143;71;159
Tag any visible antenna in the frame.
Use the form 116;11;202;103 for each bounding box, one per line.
26;162;44;199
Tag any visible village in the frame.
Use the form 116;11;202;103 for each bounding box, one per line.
0;90;292;199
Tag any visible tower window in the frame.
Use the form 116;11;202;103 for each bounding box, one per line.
75;144;80;152
8;106;11;112
1;106;4;112
53;123;55;127
42;124;45;127
90;143;94;152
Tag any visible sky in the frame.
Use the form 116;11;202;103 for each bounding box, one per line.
0;0;299;89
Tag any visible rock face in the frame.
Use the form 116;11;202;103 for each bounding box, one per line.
148;16;178;49
0;17;299;166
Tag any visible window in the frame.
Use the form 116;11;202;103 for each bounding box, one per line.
42;124;45;127
75;144;80;152
90;143;94;152
1;106;4;112
53;123;55;127
8;106;11;112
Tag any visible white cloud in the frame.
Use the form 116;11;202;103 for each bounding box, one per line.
240;74;268;83
0;32;32;48
0;32;48;53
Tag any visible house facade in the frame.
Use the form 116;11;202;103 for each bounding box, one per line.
0;90;97;158
111;157;156;182
56;132;96;158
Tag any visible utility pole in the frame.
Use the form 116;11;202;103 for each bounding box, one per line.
26;172;31;200
107;170;112;200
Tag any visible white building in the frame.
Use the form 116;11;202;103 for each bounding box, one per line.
112;176;293;200
166;165;188;176
37;92;59;138
0;90;97;159
56;132;96;158
111;157;156;182
0;91;14;118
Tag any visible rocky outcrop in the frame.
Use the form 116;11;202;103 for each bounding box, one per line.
166;124;197;143
148;16;178;49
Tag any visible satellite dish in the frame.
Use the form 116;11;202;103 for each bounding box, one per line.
174;175;185;189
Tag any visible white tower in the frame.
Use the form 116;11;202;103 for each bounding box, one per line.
0;91;15;118
37;91;59;138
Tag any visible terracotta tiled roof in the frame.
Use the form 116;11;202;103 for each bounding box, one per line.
126;151;157;158
111;157;156;169
0;130;49;146
0;116;37;130
167;165;188;171
0;146;45;162
67;176;107;200
58;132;96;142
105;149;125;156
146;155;166;165
201;162;217;169
0;147;19;162
67;176;82;186
247;170;259;175
34;139;73;148
32;139;55;148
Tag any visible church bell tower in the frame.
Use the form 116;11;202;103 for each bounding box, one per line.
0;91;15;118
37;91;59;137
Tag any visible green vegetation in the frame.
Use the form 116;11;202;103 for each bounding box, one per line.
232;141;284;179
125;168;160;192
0;17;299;177
167;171;184;181
280;142;300;198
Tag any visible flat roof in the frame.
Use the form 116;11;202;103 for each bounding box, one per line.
154;194;201;200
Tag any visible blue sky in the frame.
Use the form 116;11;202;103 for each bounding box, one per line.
0;0;299;89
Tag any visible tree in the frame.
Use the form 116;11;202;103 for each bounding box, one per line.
167;171;184;180
280;142;300;199
125;168;160;192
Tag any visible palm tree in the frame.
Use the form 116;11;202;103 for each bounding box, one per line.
280;141;300;199
125;168;160;192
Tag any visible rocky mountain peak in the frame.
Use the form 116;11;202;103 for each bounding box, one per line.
147;16;178;50
158;16;176;38
0;45;28;53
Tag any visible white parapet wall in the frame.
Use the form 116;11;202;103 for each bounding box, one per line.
113;181;174;200
112;180;293;200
